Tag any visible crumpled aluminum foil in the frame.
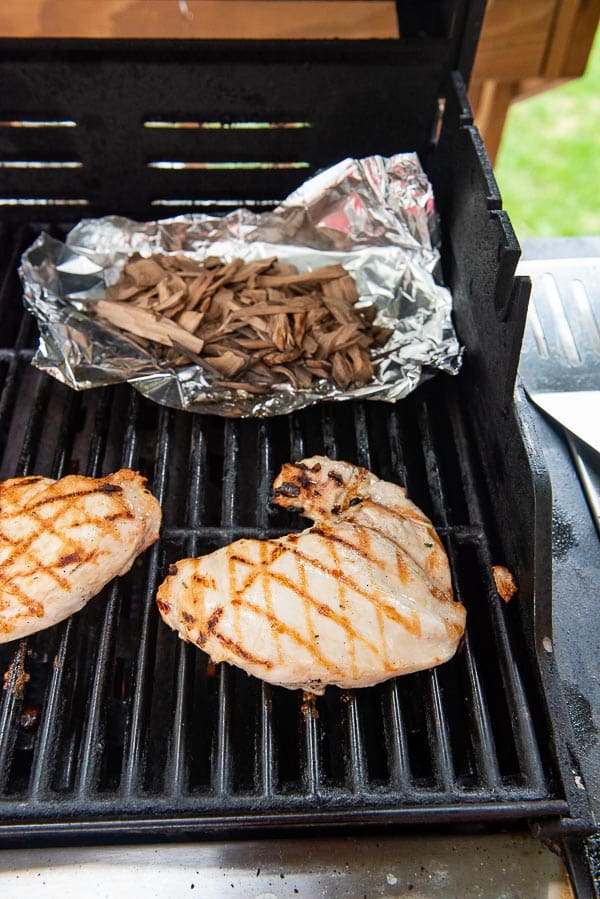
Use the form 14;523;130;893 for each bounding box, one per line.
19;153;462;417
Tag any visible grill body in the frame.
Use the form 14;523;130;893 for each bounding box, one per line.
0;12;593;892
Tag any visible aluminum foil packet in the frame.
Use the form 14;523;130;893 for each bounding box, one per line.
19;153;462;417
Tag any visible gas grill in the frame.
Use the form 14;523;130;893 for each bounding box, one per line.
0;2;596;894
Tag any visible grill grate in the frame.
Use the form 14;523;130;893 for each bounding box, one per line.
0;223;567;840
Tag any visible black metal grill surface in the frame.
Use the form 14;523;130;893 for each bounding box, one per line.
0;223;570;842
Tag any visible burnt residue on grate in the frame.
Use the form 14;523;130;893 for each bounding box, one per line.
0;226;566;838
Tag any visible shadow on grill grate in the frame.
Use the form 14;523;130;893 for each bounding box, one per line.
0;223;565;837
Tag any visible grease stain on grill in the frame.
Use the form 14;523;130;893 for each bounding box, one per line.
552;509;578;560
562;681;599;756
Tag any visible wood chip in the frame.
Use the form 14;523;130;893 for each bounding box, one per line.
256;264;347;288
124;257;167;287
95;299;204;355
177;310;204;333
97;252;388;392
206;350;248;378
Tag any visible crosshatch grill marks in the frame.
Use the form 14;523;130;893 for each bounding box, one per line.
0;581;44;625
231;592;338;674
308;520;418;622
261;540;284;666
27;483;126;510
326;538;358;681
0;486;134;607
336;513;453;608
0;473;160;640
359;497;431;529
282;542;423;638
297;547;320;673
360;526;391;673
359;498;444;555
227;547;383;660
215;631;274;670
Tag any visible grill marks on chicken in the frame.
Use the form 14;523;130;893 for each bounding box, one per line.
157;457;466;693
0;470;161;643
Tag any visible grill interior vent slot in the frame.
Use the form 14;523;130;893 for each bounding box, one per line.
0;161;82;169
0;199;89;207
0;120;77;129
144;121;312;130
150;198;280;208
148;161;309;171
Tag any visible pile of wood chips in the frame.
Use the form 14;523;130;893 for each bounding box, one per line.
96;253;391;393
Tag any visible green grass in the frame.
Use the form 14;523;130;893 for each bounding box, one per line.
494;28;600;238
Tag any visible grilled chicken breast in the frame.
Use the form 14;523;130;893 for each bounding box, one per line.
0;469;161;643
157;457;465;693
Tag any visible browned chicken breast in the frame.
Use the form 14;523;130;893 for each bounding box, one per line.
0;469;161;643
157;457;465;693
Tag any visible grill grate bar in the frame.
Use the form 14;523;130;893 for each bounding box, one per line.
345;694;367;791
426;668;455;791
0;784;566;817
122;403;170;797
444;389;484;529
260;681;274;796
214;664;231;796
0;640;27;793
168;642;190;796
74;391;139;797
385;405;408;487
257;422;275;796
302;693;320;795
187;414;208;531
0;797;573;836
0;358;21;463
212;420;239;796
14;311;34;350
165;416;207;796
352;403;372;470
387;679;413;791
460;627;502;789
221;420;238;528
16;375;51;476
161;524;485;542
0;224;27;319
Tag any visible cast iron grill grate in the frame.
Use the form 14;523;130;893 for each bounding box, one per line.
0;223;566;840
